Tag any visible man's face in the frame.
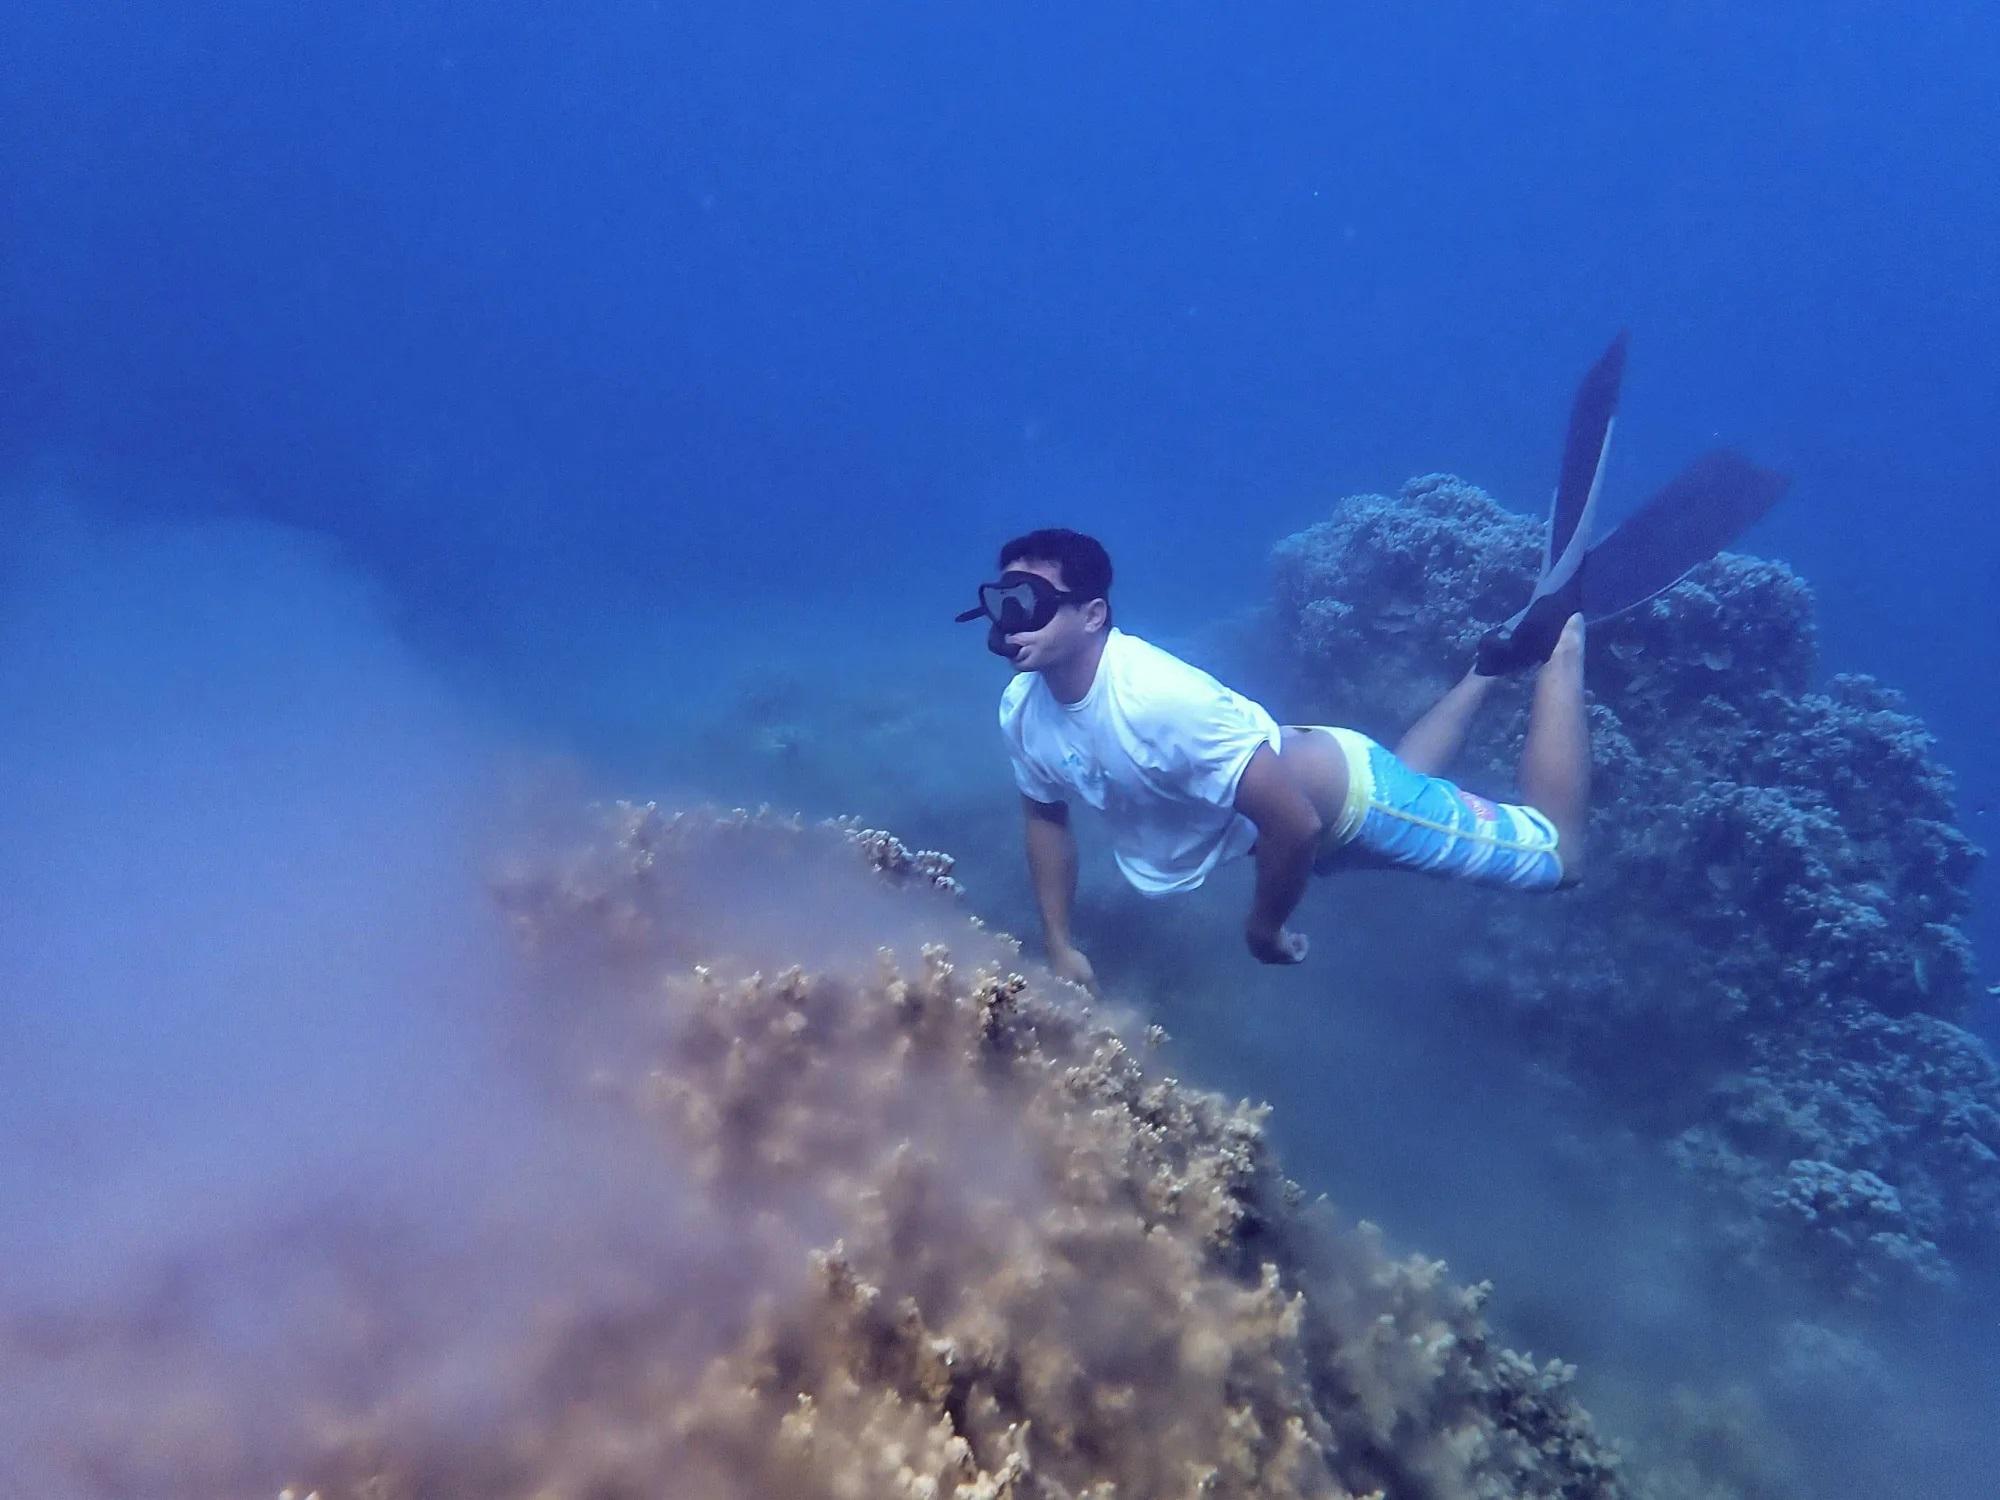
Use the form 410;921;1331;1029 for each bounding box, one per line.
997;557;1106;673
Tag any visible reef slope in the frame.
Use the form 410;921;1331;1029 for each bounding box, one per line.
455;805;1626;1500
1270;474;1997;1302
8;803;1630;1499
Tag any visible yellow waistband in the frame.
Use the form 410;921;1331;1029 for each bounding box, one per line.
1317;725;1376;845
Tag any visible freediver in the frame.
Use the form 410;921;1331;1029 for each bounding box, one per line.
955;336;1789;990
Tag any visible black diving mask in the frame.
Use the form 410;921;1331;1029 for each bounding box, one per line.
953;571;1085;658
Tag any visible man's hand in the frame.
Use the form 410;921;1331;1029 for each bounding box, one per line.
1233;745;1323;967
1246;924;1309;966
1047;940;1100;995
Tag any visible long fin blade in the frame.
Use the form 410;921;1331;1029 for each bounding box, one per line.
1580;449;1791;621
1535;331;1629;599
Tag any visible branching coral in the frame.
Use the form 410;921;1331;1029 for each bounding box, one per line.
8;803;1630;1499
461;804;1629;1500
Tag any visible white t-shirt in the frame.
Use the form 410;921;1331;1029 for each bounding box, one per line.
999;628;1282;897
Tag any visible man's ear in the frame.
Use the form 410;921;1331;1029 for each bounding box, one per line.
1082;597;1110;633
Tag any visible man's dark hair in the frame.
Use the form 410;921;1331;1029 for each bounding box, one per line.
998;528;1114;608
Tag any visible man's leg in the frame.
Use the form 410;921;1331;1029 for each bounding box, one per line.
1517;615;1590;881
1394;669;1497;776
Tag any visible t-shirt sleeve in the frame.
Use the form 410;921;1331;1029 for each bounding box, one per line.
1009;749;1066;804
998;686;1067;804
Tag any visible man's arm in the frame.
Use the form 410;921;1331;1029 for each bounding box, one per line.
1022;794;1098;992
1232;744;1324;964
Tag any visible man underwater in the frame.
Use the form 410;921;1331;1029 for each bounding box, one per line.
956;338;1789;989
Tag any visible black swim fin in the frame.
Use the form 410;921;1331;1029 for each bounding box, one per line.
1475;340;1791;675
1577;448;1791;623
1475;332;1626;676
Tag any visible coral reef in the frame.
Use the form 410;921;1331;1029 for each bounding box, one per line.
9;803;1635;1499
1268;474;1997;1302
485;804;1630;1499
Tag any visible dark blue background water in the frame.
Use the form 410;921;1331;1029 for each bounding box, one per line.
4;5;1994;950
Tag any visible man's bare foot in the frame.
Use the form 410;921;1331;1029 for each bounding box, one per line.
1546;613;1586;670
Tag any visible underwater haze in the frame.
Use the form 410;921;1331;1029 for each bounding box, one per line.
4;3;1998;1497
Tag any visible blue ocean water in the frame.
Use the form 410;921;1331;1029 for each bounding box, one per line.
4;2;1997;1494
6;3;1993;946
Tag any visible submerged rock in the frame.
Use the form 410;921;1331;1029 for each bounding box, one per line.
1269;475;1997;1303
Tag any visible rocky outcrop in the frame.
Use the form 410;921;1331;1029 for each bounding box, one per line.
1270;474;1996;1302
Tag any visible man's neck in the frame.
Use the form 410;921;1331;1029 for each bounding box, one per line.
1044;630;1110;705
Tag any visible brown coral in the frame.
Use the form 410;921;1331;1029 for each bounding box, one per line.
383;803;1622;1500
10;803;1626;1500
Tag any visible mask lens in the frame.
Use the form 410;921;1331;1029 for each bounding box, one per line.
980;579;1049;633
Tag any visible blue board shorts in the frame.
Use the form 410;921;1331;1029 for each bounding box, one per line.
1298;726;1565;892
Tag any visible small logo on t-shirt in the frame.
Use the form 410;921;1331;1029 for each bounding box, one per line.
1062;748;1106;794
1459;791;1499;822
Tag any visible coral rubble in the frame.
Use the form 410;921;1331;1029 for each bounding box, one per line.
1269;474;1997;1301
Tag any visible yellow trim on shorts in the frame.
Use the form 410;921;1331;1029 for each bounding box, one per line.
1290;725;1373;849
1323;726;1374;843
1299;724;1563;860
1392;803;1553;855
